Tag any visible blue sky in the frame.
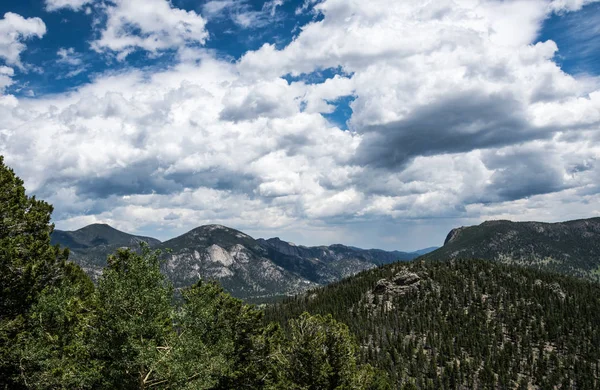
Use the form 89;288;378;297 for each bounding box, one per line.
1;0;354;127
1;0;599;250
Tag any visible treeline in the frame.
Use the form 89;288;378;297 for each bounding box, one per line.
267;259;600;389
0;156;388;390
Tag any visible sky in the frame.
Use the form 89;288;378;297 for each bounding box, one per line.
0;0;599;251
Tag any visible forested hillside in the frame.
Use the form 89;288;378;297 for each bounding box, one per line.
423;219;600;282
1;156;387;389
267;259;600;389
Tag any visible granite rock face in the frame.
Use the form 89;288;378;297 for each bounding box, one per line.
52;224;425;301
373;272;421;296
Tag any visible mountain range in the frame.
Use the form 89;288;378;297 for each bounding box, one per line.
51;223;434;300
422;217;600;282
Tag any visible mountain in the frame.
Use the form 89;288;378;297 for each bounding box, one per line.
50;224;161;279
51;223;420;300
408;246;439;256
421;217;600;282
158;225;321;300
267;258;600;389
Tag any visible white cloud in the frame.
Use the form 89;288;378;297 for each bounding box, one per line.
45;0;94;12
549;0;600;12
0;12;46;69
57;47;83;66
91;0;208;59
202;0;286;29
56;47;88;78
1;0;600;248
0;65;14;92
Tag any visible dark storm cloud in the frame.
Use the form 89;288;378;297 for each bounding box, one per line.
480;149;567;202
163;212;180;221
354;91;552;170
66;159;258;199
164;169;259;193
75;165;180;198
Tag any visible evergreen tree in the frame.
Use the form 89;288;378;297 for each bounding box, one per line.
278;312;389;389
92;246;174;389
0;156;71;388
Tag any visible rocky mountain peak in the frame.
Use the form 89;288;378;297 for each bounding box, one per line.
443;227;465;245
427;217;600;281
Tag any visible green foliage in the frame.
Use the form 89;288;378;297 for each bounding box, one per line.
267;259;600;389
89;246;377;390
274;312;389;390
0;156;74;388
0;155;70;318
179;281;269;389
12;263;100;389
93;245;174;389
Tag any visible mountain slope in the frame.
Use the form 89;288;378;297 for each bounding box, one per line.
51;224;161;279
267;259;600;389
410;246;439;256
52;223;419;300
158;225;318;300
159;225;423;300
422;218;600;282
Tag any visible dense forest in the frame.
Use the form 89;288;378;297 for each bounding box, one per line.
267;259;600;389
0;156;387;390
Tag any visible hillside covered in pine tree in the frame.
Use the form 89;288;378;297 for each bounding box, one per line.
422;218;600;282
267;258;600;389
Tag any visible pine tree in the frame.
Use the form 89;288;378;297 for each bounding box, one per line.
0;156;71;388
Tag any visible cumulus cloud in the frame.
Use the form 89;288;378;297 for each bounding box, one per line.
45;0;94;12
549;0;600;12
91;0;208;59
1;0;600;248
0;12;46;69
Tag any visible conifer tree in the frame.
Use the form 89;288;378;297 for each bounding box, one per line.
0;156;71;388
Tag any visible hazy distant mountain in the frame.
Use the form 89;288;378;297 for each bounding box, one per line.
408;246;439;256
422;217;600;281
52;223;422;300
51;224;161;280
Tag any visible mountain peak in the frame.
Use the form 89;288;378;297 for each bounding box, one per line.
190;224;241;234
75;223;117;232
52;223;161;253
427;217;600;281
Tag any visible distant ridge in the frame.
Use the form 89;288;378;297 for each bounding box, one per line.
51;223;161;249
52;223;425;300
51;224;161;279
422;217;600;281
